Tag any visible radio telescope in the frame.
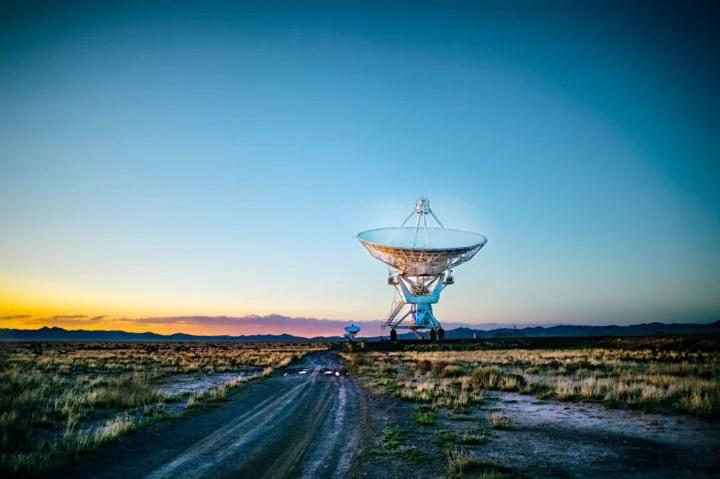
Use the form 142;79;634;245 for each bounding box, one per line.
357;198;486;341
344;324;361;342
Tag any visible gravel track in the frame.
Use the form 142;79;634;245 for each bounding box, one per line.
64;351;366;479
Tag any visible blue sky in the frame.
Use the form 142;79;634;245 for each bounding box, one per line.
1;1;718;331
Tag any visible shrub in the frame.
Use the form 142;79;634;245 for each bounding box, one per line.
472;367;502;389
445;449;482;478
432;361;450;375
500;373;526;391
459;428;490;445
441;365;466;378
414;359;432;373
445;449;507;478
489;412;510;429
414;408;437;426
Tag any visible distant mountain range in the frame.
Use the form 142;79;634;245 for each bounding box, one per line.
0;326;310;342
1;320;718;342
436;320;720;339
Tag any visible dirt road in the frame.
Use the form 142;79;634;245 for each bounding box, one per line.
60;351;720;478
64;351;368;479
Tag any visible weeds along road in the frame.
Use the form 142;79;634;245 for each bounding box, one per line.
65;351;368;479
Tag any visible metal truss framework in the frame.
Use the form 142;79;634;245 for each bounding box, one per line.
358;198;486;337
382;273;449;337
362;242;483;276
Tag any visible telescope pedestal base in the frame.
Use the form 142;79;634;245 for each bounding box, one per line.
384;302;441;331
386;327;443;342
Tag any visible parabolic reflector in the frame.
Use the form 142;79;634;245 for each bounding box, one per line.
357;227;487;276
344;324;361;335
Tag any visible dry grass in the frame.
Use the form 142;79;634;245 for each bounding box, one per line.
488;412;510;429
458;427;490;445
414;408;437;425
343;352;482;411
343;336;720;418
445;448;510;478
0;341;324;475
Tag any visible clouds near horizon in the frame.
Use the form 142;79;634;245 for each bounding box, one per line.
1;313;499;337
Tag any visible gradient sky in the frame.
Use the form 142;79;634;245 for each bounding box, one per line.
1;1;719;335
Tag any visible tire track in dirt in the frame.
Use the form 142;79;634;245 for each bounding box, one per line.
299;376;361;479
64;351;367;479
147;380;311;478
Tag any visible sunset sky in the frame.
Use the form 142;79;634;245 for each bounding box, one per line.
1;2;719;336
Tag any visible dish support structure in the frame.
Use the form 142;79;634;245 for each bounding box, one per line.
383;198;453;340
384;271;453;340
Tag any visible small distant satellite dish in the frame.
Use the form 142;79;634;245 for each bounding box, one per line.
345;324;361;335
344;323;361;341
357;197;487;340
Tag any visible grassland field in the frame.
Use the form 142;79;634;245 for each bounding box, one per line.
0;341;326;475
2;335;718;478
342;335;720;478
344;335;719;417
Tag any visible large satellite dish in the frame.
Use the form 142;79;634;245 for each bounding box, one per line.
357;198;487;340
357;227;486;276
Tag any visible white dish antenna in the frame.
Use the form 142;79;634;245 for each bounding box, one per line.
357;198;487;340
357;227;486;276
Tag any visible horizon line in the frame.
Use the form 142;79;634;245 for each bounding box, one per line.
2;317;719;340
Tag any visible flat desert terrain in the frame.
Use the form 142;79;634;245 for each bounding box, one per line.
1;336;718;478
